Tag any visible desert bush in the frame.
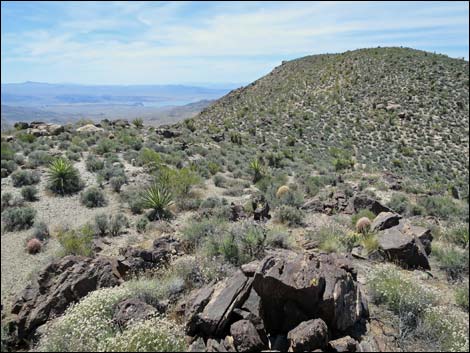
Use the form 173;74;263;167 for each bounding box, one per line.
431;241;469;280
85;155;104;172
213;174;226;187
132;118;144;128
418;195;463;220
124;190;146;214
1;206;36;232
109;213;129;237
26;238;42;254
156;166;201;197
94;214;109;236
454;283;469;311
136;217;149;233
368;264;439;328
138;148;161;170
307;224;347;253
27;150;53;168
1;141;15;160
265;227;294;249
1;192;23;211
21;185;39;201
95;138;117;155
57;225;94;257
33;222;50;241
110;176;126;193
11;170;40;187
443;223;469;248
142;184;173;221
199;197;227;210
276;205;304;226
249;159;264;183
36;285;185;352
181;218;226;251
47;158;83;195
80;187;107;208
387;193;411;215
1;159;17;177
417;306;469;352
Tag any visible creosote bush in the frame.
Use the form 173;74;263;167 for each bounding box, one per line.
80;187;107;208
21;185;39;201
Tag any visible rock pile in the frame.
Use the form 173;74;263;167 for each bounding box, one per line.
185;250;369;352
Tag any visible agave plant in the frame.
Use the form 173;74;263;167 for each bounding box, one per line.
141;184;174;220
47;158;83;195
249;159;264;183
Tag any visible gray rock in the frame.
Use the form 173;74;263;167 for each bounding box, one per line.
345;195;392;215
327;336;361;352
230;319;268;352
112;298;159;328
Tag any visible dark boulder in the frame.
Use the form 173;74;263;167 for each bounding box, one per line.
112;298;160;328
345;194;392;215
14;122;29;130
327;336;361;352
230;319;268;352
287;319;328;352
8;256;123;345
370;212;402;232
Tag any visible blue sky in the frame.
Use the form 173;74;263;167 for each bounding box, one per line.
1;1;468;85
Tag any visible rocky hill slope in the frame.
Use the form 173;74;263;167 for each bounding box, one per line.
188;47;469;194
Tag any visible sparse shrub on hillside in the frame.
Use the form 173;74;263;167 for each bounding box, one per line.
443;224;469;248
95;138;117;155
431;241;469;280
27;150;53;168
21;185;39;201
306;224;349;253
138;148;161;170
265;227;294;249
110;176;126;193
136;217;149;233
94;214;109;236
109;213;129;237
47;158;83;195
26;238;42;254
213;174;226;187
368;264;439;329
57;225;94;257
142;184;173;221
276;205;304;226
455;283;469;311
33;222;50;241
1;206;36;232
181;218;225;251
1;159;17;177
80;187;107;208
1;192;23;211
418;195;464;220
1;141;15;160
11;170;40;187
85;154;104;172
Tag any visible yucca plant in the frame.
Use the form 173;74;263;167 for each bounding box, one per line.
249;159;264;183
47;158;83;195
141;184;174;220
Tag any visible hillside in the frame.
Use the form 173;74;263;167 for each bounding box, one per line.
187;47;469;194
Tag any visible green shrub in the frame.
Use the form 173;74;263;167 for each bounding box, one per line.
138;148;161;170
1;142;15;160
181;218;226;251
47;158;83;195
417;306;469;352
432;241;469;280
110;176;126;193
418;195;463;220
16;132;36;143
85;155;104;172
80;187;107;208
136;217;149;233
1;159;17;177
1;206;36;232
95;139;117;155
1;192;23;211
249;159;264;183
27;150;53;167
368;264;438;328
94;214;109;236
213;174;226;187
21;186;39;201
142;185;174;221
276;205;304;226
11;170;40;187
132;118;144;128
308;224;347;253
57;225;94;256
33;222;50;241
443;224;469;248
266;227;294;249
109;213;129;237
125;190;146;214
455;283;469;311
156;167;201;197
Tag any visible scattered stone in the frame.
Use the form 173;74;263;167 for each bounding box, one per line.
211;133;225;142
230;202;246;221
287;319;328;352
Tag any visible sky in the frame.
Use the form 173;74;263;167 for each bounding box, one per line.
1;1;468;85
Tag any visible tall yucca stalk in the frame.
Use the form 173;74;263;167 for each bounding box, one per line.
142;184;174;220
47;158;82;195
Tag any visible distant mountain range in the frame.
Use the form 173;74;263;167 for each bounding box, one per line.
1;81;236;107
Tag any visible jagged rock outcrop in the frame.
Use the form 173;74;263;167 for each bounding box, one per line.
23;121;64;136
6;256;124;346
370;212;402;232
377;219;433;269
112;298;164;328
185;250;368;352
345;194;393;215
